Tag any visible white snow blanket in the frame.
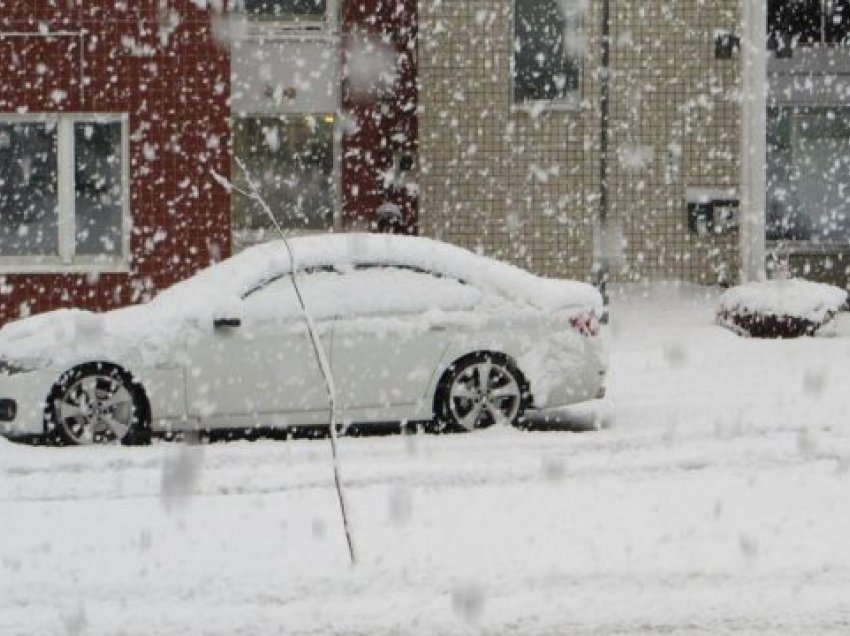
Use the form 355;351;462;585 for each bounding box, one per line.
5;284;850;634
717;278;847;323
176;233;602;314
0;233;601;367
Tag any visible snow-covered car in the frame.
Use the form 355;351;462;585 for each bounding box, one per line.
0;233;607;445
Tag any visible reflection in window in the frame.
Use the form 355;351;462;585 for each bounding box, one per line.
232;114;335;236
75;122;123;256
767;106;850;243
238;0;326;22
514;0;582;103
0;122;59;256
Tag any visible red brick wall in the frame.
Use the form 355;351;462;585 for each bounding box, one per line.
0;1;231;325
341;0;418;232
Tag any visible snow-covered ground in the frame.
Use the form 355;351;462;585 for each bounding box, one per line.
3;283;850;635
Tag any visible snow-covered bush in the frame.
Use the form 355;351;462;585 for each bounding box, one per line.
716;279;847;338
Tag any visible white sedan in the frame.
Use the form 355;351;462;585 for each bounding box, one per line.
0;234;607;445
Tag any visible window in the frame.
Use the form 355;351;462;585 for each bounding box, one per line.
232;114;336;244
236;0;329;25
0;114;128;270
513;0;583;105
0;121;58;256
769;0;850;52
767;106;850;243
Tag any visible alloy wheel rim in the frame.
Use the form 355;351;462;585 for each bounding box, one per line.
449;361;521;430
54;374;134;445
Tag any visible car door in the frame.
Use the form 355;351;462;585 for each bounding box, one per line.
184;272;337;421
330;266;483;413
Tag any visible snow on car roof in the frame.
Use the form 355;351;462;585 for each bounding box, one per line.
162;233;603;314
0;234;601;368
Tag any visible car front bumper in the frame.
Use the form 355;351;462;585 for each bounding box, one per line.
0;368;57;438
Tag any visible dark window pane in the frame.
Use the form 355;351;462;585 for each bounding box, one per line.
232;115;335;236
768;0;822;51
767;106;850;242
74;122;124;256
0;122;58;256
826;0;850;44
768;0;850;49
514;0;580;102
241;0;326;20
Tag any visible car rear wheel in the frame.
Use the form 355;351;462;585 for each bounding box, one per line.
45;363;150;446
435;353;528;432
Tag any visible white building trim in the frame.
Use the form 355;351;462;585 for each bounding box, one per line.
740;0;767;282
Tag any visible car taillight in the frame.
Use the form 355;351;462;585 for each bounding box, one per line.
569;311;599;337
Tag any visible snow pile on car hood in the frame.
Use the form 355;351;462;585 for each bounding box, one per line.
0;303;185;369
717;278;847;323
0;233;601;368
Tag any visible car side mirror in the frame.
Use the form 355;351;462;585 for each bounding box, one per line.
213;317;241;329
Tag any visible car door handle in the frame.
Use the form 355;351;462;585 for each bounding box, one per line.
429;324;448;332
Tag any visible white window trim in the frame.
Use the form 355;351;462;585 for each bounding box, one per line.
0;112;131;274
510;0;585;114
233;0;340;40
740;0;767;282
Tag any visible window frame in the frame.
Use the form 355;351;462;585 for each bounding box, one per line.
234;0;340;37
343;264;483;314
0;112;130;274
242;265;338;300
244;264;473;302
510;0;585;113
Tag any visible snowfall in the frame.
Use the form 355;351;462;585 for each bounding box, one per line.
2;283;850;635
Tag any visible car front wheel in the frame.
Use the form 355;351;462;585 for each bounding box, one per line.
45;363;150;446
435;353;528;432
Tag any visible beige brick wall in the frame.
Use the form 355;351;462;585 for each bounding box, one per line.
418;0;599;281
418;0;743;285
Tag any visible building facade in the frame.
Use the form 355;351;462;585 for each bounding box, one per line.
0;0;416;325
228;0;417;245
419;0;743;285
0;1;231;324
419;0;850;288
1;1;849;326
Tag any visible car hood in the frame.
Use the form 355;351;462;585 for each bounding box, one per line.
0;306;171;370
0;285;238;370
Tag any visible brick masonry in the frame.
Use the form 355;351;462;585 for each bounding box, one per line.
0;0;753;327
418;0;742;284
341;0;419;232
0;1;422;326
0;1;231;324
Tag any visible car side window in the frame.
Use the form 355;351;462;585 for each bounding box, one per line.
241;269;345;323
339;265;483;317
240;265;485;322
240;276;299;323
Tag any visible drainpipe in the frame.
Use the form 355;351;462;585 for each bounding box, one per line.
596;0;611;319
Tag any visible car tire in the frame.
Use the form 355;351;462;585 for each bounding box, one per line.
45;362;151;446
434;352;529;432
